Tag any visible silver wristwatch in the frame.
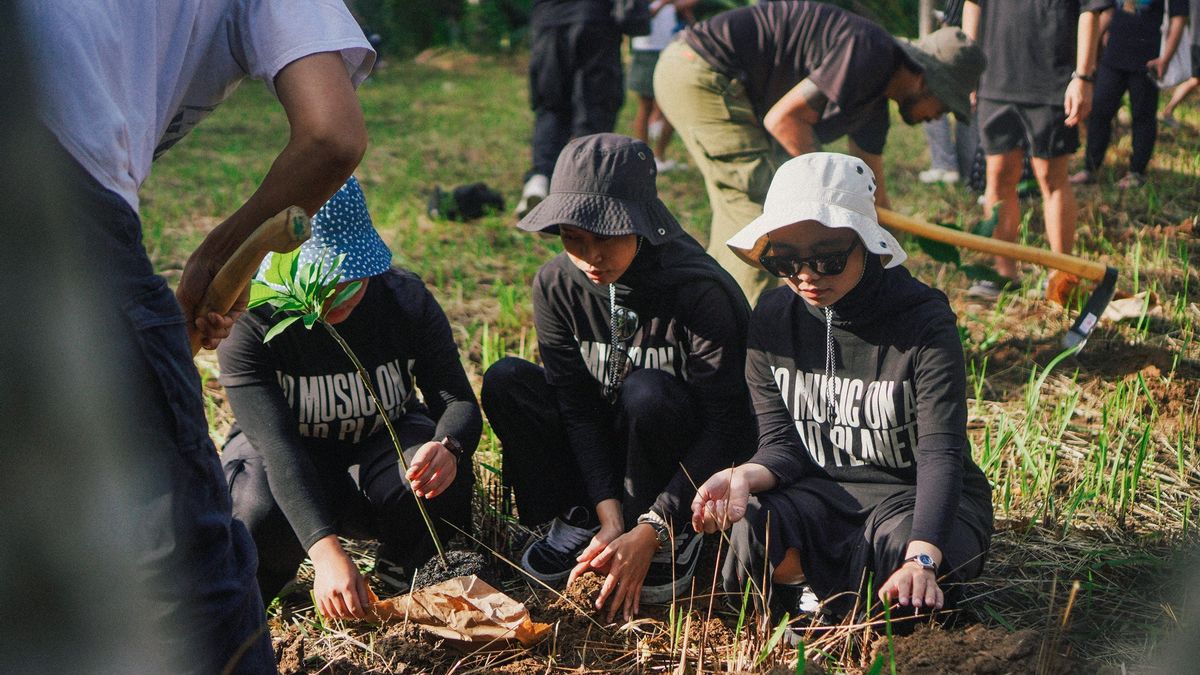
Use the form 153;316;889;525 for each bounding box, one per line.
636;510;670;548
904;553;938;573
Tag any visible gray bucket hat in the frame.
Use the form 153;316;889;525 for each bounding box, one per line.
897;26;986;122
517;133;684;244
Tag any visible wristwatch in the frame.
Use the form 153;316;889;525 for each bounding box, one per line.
904;553;939;573
439;435;463;456
1070;70;1094;83
636;510;671;548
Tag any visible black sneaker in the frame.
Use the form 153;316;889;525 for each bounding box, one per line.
520;506;599;585
639;530;704;604
771;582;832;645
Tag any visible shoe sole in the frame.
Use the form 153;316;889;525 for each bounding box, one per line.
639;534;705;604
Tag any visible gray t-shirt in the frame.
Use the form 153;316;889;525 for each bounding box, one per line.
683;1;910;151
18;0;374;211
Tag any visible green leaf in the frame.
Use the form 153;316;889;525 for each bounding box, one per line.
302;312;321;329
866;652;887;675
247;280;281;308
971;203;1001;238
916;236;962;266
327;281;363;314
756;613;790;665
263;315;301;343
262;249;298;286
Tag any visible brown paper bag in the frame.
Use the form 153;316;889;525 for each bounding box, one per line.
368;575;550;651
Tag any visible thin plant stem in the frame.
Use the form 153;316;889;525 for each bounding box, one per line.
321;320;447;564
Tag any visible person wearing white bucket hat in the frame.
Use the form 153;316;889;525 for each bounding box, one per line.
218;178;481;620
691;153;993;636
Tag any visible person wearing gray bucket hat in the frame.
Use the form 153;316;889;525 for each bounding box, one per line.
693;152;993;637
219;177;481;618
654;1;984;305
485;134;755;620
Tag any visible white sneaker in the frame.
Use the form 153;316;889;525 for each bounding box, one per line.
515;174;549;219
655;158;679;173
919;168;960;184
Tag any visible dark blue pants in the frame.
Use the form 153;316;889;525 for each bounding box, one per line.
1084;62;1160;175
481;357;696;531
527;20;624;180
69;152;274;673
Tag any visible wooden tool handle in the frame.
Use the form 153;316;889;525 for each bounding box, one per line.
189;206;311;355
877;207;1109;282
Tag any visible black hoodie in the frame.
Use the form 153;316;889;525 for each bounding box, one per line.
532;232;756;522
745;254;991;550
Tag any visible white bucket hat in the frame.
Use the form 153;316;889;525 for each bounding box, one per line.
726;152;906;271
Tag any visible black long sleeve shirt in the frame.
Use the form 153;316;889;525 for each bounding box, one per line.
531;236;755;523
745;258;991;550
218;268;482;550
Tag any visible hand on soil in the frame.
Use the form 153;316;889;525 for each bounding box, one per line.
311;538;372;620
572;527;658;622
878;564;943;612
406;441;457;498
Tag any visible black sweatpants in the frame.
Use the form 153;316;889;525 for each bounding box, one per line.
481;357;698;531
527;20;624;180
223;412;474;601
1084;62;1160;175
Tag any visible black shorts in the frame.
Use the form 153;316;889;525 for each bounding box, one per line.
977;98;1080;159
1192;43;1200;79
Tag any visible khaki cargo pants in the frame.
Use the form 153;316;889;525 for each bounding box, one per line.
655;40;790;305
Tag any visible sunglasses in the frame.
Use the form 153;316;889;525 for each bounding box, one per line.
603;306;640;402
758;238;860;278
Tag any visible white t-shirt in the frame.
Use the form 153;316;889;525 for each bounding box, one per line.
632;2;678;52
19;0;375;212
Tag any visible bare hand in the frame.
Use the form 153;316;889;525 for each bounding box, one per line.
406;441;458;498
312;544;372;620
177;246;247;351
690;467;749;534
1146;57;1166;81
877;563;943;612
1063;77;1092;127
571;526;658;622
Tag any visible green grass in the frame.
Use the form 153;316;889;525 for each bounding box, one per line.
141;48;1200;672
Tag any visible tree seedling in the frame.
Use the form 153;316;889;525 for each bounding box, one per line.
248;248;447;564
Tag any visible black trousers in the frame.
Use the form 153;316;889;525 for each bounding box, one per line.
1084;62;1160;174
527;20;624;179
223;412;474;601
481;357;697;531
66;148;274;673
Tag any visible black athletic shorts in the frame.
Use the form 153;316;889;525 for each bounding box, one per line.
977;98;1080;159
1192;44;1200;79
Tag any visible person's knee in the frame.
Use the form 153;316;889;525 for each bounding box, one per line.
986;154;1023;189
616;368;686;419
1032;157;1069;191
481;357;536;410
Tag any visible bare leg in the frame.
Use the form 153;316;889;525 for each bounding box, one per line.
633;95;654;145
649;103;674;160
1163;77;1200;118
773;548;806;584
1031;154;1076;257
985;149;1026;280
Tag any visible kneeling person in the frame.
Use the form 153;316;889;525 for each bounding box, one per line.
219;178;481;619
483;134;755;622
692;153;993;631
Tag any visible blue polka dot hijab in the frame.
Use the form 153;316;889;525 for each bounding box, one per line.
256;176;392;283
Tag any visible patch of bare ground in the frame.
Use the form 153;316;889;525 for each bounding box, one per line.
870;623;1073;674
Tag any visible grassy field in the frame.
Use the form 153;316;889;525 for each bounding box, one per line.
143;49;1200;672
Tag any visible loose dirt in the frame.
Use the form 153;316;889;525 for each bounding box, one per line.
411;549;489;590
869;623;1075;674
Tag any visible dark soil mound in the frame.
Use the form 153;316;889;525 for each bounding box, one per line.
411;549;488;590
871;623;1076;674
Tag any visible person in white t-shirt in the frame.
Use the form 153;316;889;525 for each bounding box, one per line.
629;0;689;171
16;2;374;672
